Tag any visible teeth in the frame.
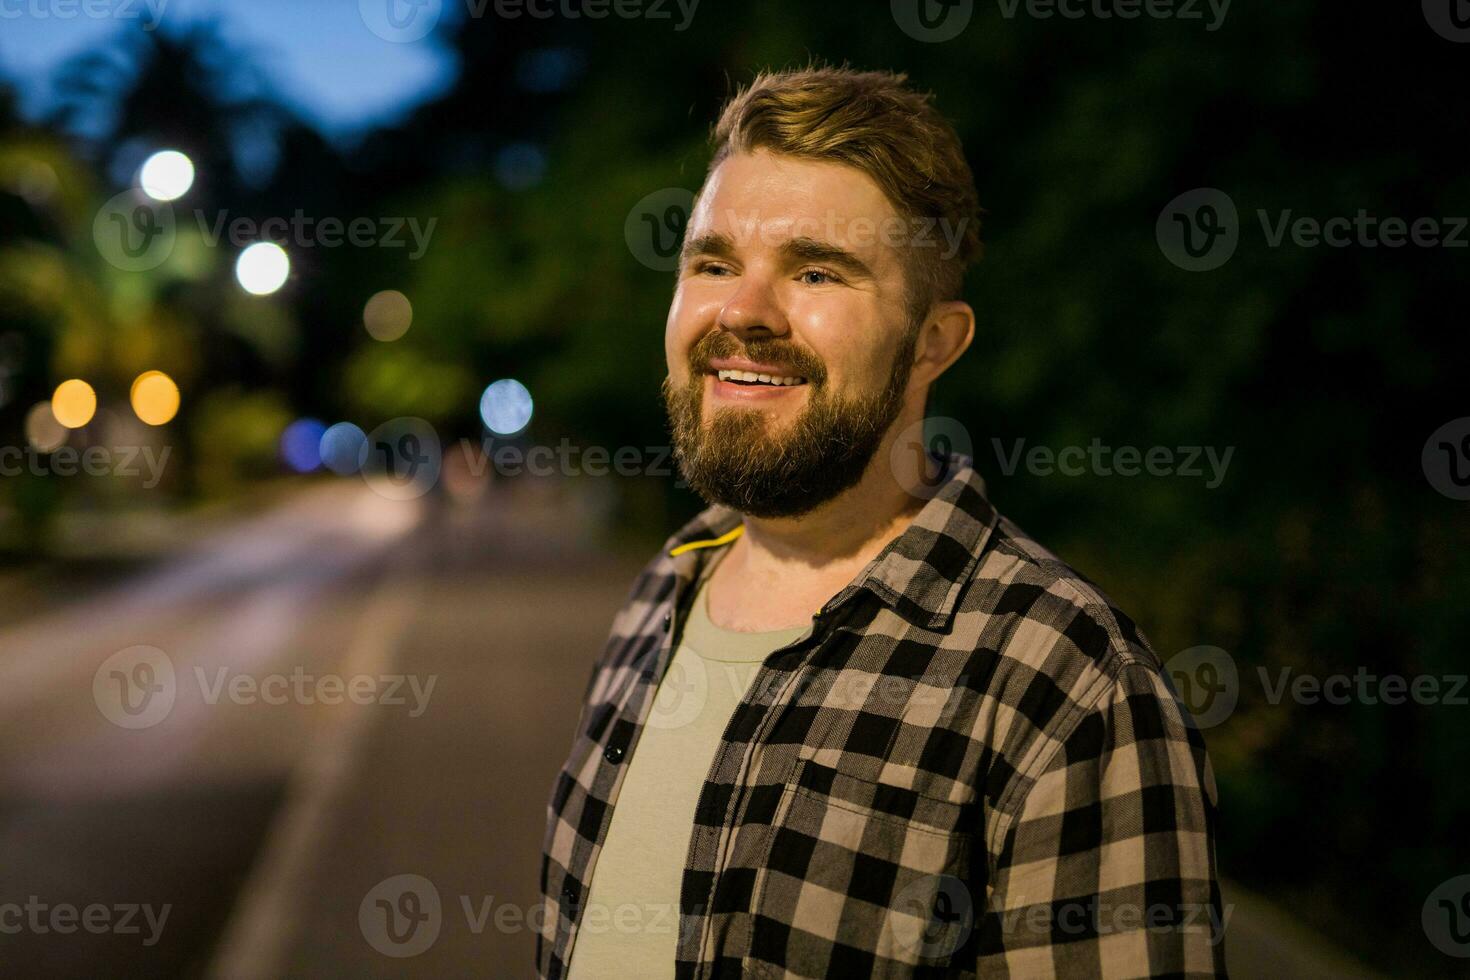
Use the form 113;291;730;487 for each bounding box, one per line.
716;369;805;386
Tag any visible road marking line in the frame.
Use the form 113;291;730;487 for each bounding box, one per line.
205;543;427;979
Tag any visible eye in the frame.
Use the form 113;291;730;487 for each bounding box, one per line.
798;267;841;285
693;261;734;277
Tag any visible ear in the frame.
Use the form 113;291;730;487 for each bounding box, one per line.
908;300;975;390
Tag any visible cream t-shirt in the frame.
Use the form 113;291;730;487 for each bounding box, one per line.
565;561;810;979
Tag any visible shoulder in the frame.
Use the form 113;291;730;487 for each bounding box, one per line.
959;510;1163;678
953;510;1192;809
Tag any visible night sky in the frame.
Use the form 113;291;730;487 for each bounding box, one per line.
0;0;461;138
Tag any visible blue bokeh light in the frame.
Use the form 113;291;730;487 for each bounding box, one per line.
281;417;327;473
479;379;533;435
319;421;367;475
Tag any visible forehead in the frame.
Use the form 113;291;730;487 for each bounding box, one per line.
690;148;903;257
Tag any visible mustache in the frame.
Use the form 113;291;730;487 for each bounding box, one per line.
687;332;827;383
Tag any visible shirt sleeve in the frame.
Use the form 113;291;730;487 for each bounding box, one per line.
977;660;1226;978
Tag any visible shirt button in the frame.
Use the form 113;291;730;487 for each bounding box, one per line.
661;611;672;631
561;884;576;904
603;743;625;764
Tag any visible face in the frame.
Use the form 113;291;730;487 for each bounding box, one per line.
662;148;921;518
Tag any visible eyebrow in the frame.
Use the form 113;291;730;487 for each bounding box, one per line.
679;232;876;281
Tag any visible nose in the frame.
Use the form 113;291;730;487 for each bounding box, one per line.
717;272;790;341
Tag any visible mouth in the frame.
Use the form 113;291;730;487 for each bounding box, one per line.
712;368;808;387
700;355;816;403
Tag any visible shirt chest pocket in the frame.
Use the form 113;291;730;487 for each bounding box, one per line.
745;758;975;978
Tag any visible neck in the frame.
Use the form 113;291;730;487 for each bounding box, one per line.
734;421;928;572
700;407;940;631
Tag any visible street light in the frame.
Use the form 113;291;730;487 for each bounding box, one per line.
235;243;291;295
480;378;534;435
139;150;195;202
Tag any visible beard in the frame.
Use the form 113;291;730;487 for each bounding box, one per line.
662;328;917;519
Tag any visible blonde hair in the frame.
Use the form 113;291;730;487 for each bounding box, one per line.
707;64;983;322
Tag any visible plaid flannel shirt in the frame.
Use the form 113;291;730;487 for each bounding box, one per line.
538;453;1224;978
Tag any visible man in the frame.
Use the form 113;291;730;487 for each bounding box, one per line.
539;66;1224;979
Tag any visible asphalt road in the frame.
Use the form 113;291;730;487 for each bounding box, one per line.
0;479;1382;978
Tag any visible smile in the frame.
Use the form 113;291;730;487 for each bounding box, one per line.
714;369;807;387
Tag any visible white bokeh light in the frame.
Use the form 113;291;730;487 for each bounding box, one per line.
139;150;195;202
479;378;534;435
235;243;291;295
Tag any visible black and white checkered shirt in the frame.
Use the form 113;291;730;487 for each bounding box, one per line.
538;453;1224;978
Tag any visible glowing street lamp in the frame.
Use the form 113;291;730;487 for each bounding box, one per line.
480;378;533;435
51;379;97;429
236;243;290;295
130;370;180;425
139;150;195;202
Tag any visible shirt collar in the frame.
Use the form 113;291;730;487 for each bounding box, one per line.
661;453;999;631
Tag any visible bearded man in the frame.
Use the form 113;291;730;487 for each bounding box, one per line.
539;65;1225;980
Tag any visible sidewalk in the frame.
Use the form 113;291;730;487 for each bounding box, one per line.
193;481;1388;978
